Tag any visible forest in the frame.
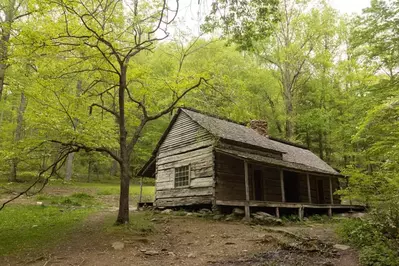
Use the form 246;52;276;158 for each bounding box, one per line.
0;0;398;265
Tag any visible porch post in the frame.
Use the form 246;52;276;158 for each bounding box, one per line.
139;176;144;203
280;169;285;202
306;174;311;203
244;160;250;219
329;176;334;204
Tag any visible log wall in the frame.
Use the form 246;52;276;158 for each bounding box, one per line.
158;112;213;158
155;112;215;207
308;175;340;204
251;164;282;202
215;153;341;204
215;152;246;201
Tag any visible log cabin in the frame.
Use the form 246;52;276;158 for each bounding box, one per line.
138;108;363;218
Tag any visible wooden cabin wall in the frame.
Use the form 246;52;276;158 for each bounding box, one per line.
215;153;246;201
156;147;214;207
309;175;341;204
158;112;214;159
251;165;282;202
309;177;318;203
155;111;215;207
298;173;309;203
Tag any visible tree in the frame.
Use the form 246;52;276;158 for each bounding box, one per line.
203;0;279;50
31;0;209;224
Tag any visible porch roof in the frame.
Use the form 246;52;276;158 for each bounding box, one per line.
215;147;342;177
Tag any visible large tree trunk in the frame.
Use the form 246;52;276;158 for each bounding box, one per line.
283;74;294;139
64;80;81;182
65;152;74;181
116;65;130;224
318;130;324;160
0;0;16;101
9;92;26;182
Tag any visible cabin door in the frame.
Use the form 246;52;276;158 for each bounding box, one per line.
317;180;325;204
284;171;300;202
253;170;264;201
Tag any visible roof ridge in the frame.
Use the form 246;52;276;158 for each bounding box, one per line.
180;107;247;126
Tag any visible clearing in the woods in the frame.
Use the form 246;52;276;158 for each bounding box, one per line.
0;182;358;266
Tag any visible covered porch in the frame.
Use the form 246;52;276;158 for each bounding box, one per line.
214;150;364;219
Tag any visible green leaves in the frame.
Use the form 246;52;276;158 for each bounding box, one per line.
203;0;279;50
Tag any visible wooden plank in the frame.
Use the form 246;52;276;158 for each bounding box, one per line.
244;160;250;219
215;200;365;210
156;196;213;207
329;176;333;204
280;169;285;202
157;161;213;175
159;134;212;151
156;176;213;190
211;149;217;211
215;200;245;207
158;112;215;155
217;143;283;160
307;173;311;203
157;146;213;166
156;187;213;199
158;141;214;159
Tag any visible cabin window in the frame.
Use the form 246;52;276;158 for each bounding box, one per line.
175;165;190;187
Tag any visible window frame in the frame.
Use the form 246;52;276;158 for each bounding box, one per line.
174;164;191;188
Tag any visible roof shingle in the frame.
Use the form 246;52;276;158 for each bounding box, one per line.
182;109;339;176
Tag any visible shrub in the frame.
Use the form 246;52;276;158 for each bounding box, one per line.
337;198;399;266
360;242;399;266
36;193;96;207
71;192;94;199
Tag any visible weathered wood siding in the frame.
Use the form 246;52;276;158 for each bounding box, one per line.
158;112;213;158
308;175;340;204
215;154;283;202
215;152;246;201
155;112;215;207
308;176;318;203
214;153;340;204
298;173;308;202
250;164;282;202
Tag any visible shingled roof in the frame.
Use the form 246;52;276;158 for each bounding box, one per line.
181;109;340;176
138;108;341;177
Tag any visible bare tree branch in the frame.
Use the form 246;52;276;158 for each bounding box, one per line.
0;144;79;211
89;103;120;119
50;140;122;164
147;77;209;121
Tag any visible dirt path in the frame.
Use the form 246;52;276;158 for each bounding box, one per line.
1;212;359;266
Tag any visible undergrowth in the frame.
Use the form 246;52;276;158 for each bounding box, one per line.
337;200;399;266
36;192;95;207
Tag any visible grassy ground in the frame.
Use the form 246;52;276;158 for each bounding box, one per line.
0;180;155;257
0;205;94;256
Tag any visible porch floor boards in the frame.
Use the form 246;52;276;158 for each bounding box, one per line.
215;200;365;210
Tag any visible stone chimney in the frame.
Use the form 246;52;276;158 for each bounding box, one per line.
249;120;268;137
